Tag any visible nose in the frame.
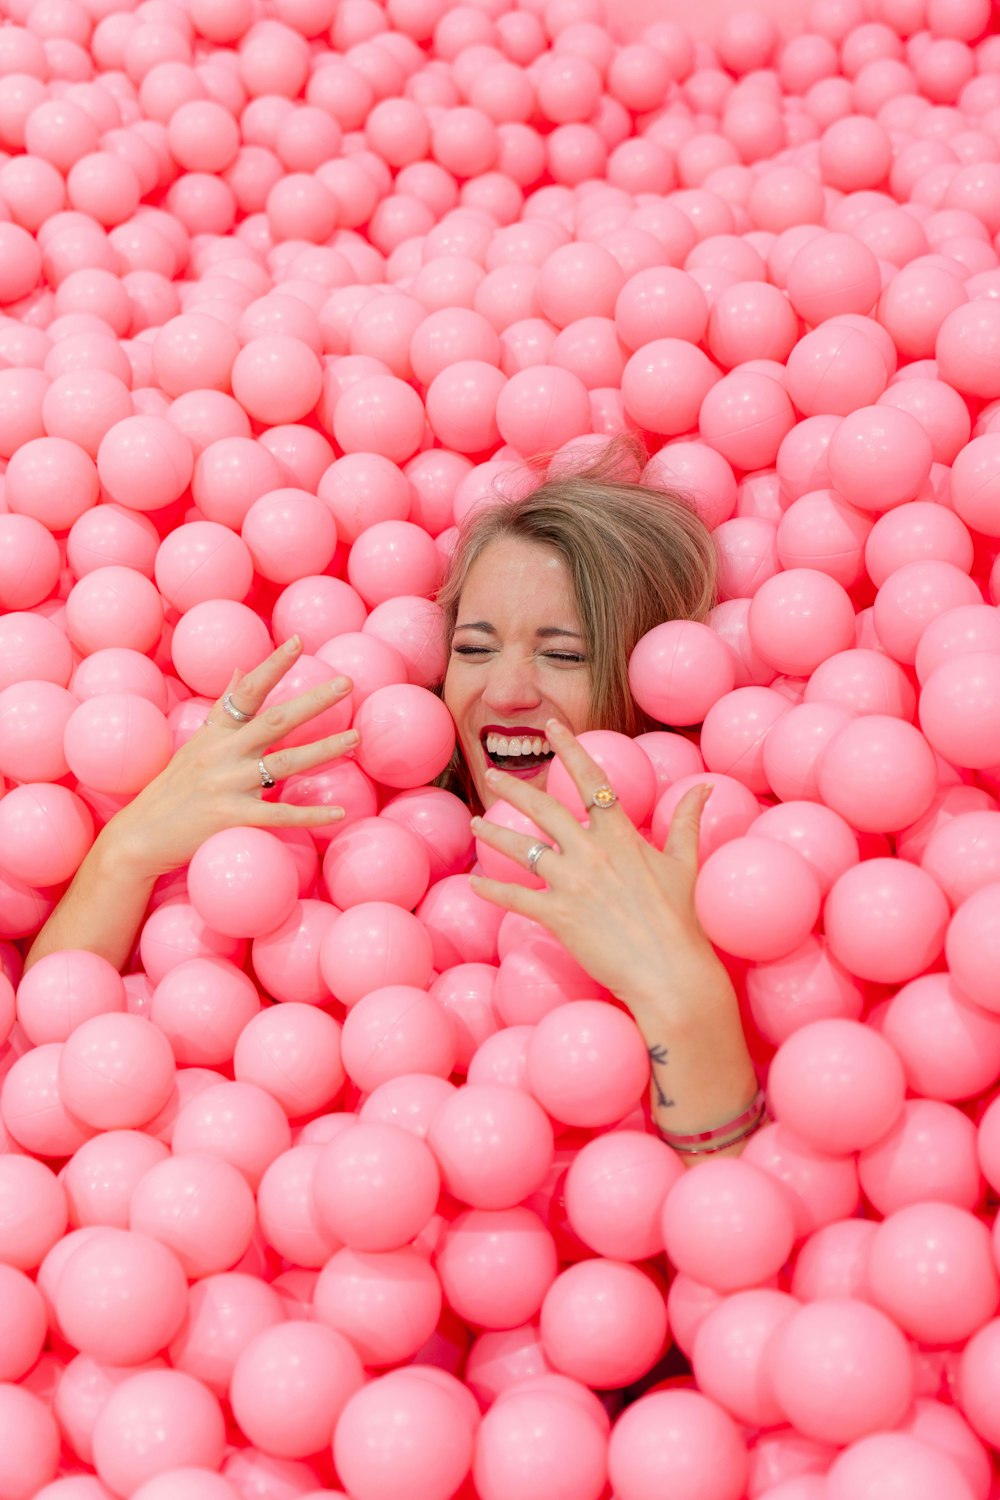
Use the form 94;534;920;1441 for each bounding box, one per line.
481;646;544;717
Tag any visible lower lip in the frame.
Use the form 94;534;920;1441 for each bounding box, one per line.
480;745;549;780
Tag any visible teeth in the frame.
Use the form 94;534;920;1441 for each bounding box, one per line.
485;734;552;757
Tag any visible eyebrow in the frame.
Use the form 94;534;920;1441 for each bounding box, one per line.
454;621;584;640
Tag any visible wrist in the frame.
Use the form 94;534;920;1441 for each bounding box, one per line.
92;818;164;889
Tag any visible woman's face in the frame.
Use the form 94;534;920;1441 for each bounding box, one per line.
443;536;593;811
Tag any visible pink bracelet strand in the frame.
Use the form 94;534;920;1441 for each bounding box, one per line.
656;1087;767;1156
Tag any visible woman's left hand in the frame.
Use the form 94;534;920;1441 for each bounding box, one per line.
469;720;735;1030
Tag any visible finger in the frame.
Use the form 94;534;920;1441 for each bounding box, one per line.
471;815;559;882
211;638;304;725
258;729;360;784
468;871;549;919
245;674;353;751
483;766;587;851
664;783;713;869
545;720;630;833
252;801;348;831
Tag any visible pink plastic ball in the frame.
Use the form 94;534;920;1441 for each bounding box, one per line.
0;1154;68;1269
748;569;856;677
335;1371;475;1500
92;1369;225;1499
787;232;881;323
564;1130;684;1262
59;1012;176;1129
322;817;431;910
525;1000;649;1127
331;374;426;464
882;971;1000;1102
0;514;60;610
347;520;440;607
699;686;790;795
621;339;720;437
751;801;859;898
958;1319;1000;1450
129;1153;255;1278
692;1288;798;1430
541;1258;667;1389
628;621;735;728
319;901;433;1007
170;1080;292;1189
0;1385;60;1500
353;683;456;788
96;415;194;512
313;1121;439;1252
230;1321;365;1461
950;434;1000;538
828;405;934;513
768;1018;906;1154
16;948;125;1046
234;1001;345;1116
6;434;100;532
608;1389;748;1500
66;566;164;656
785;324;888;417
815;714;938;833
242;489;337;584
340;984;457;1093
55;1228;188;1364
188;828;299;939
920;653;1000;770
825;1433;976;1500
62;1130;170;1231
313;1245;441;1366
695;836;821;962
154;522;253;612
936;298;1000;399
768;1298;914;1445
661;1156;796;1291
0;783;93;886
867;1201;998;1345
435;1206;557;1329
428;1082;553;1209
946;884;1000;1011
805;647;916;720
824;858;949;984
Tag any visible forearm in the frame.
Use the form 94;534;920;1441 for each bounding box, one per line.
629;973;759;1163
25;824;158;974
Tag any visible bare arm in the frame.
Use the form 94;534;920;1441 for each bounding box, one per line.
468;723;760;1163
26;639;356;973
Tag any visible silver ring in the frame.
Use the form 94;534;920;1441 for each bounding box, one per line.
258;757;276;790
588;783;618;811
525;840;552;877
223;692;254;723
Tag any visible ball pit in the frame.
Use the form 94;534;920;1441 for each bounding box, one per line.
3;0;1000;1494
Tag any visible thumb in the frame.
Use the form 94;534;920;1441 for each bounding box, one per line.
664;782;712;870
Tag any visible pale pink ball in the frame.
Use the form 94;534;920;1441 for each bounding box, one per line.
242;488;337;584
699;371;796;471
129;1153;255;1279
435;1205;557;1330
0;1385;60;1500
767;1298;914;1445
331;373;426;463
96;415;193;511
661;1157;796;1292
920;653;1000;770
958;1319;1000;1449
786;324;888;416
6;434;100;532
336;1371;475;1500
59;1012;176;1129
748;569;856;677
92;1369;225;1499
565;1130;684;1262
628;621;735;728
692;1288;798;1430
154;522;253;612
313;1244;441;1366
768;1018;906;1155
319;901;433;1008
234;1002;345;1117
882;972;1000;1102
825;1433;976;1500
230;1320;365;1461
699;686;791;795
354;682;456;788
695;836;821;962
541;1258;667;1390
946;884;1000;1011
0;514;60;610
62;1130;170;1231
16;948;125;1046
607;1389;748;1500
526;1000;649;1127
936;298;1000;399
621;339;720;437
322;817;430;910
0;783;93;886
815;714;938;833
313;1120;439;1251
340;984;456;1093
787;231;881;323
66;565;164;656
188;828;299;939
867;1201;999;1346
0;1154;68;1269
824;858;949;984
55;1228;188;1365
170;1080;292;1190
428;1081;553;1209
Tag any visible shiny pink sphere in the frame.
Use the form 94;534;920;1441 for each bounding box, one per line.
824;858;949;984
696;836;821;962
661;1157;796;1292
608;1389;748;1500
768;1018;906;1154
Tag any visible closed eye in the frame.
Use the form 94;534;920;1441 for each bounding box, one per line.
452;646;587;663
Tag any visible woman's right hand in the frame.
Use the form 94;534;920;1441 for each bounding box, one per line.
106;636;358;880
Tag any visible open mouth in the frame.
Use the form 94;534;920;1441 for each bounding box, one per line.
480;726;556;775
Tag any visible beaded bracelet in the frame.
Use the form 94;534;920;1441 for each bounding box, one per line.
656;1087;767;1156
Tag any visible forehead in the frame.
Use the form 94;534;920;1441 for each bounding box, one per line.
459;537;578;613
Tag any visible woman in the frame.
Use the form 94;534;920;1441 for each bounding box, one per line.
27;440;760;1157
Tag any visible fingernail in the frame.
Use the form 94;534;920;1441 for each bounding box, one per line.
331;676;350;693
485;768;501;783
470;815;482;830
326;806;345;820
342;729;359;746
286;636;301;653
546;718;563;733
700;783;714;804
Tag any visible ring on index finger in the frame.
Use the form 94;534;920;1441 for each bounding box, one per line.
587;783;618;811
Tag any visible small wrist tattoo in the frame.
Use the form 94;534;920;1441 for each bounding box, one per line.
648;1044;675;1110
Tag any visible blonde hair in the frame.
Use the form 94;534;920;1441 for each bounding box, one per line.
435;435;718;796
